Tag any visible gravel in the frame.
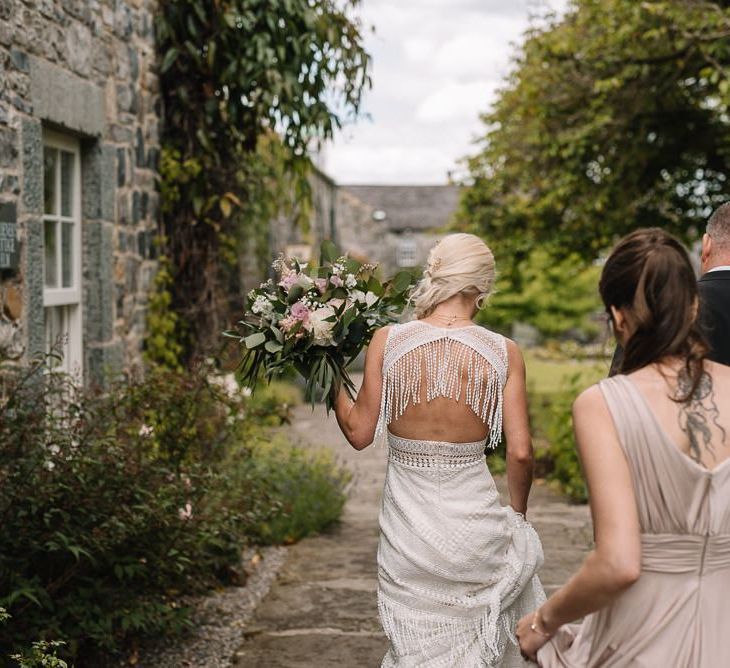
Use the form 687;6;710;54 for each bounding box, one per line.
121;546;288;668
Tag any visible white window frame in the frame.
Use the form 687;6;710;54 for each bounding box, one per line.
396;235;418;268
42;130;83;378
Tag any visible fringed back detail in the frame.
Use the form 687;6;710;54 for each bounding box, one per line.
376;321;508;449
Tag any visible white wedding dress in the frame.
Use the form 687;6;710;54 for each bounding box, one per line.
374;320;545;667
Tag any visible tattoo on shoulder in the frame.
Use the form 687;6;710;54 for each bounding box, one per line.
676;371;727;464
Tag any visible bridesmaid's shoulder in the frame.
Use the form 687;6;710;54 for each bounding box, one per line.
571;382;608;419
707;359;730;393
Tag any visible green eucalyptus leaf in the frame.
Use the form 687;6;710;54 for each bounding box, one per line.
320;239;339;265
392;271;413;294
265;340;283;353
244;332;267;349
287;285;304;304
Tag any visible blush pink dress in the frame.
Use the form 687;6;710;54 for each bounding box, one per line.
538;375;730;667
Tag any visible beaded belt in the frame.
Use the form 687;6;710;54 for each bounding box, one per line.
387;432;486;469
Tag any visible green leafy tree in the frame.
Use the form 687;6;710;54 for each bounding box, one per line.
460;0;730;262
156;1;370;359
478;249;602;340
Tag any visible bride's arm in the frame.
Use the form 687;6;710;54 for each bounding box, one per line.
332;326;389;450
503;340;534;515
516;384;641;659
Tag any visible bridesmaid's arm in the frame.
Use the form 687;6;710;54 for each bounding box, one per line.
516;384;641;659
502;340;534;516
332;326;389;450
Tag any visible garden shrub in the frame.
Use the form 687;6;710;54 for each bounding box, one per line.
533;373;588;502
0;608;68;668
0;357;345;662
244;433;351;545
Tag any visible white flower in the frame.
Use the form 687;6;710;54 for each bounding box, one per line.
251;295;275;319
295;273;314;291
305;306;336;345
178;503;193;521
344;273;357;289
351;290;379;307
209;373;240;400
139;424;154;437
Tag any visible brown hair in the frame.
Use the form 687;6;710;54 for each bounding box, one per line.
599;228;709;399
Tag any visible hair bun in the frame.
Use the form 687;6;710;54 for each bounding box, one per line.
409;233;495;318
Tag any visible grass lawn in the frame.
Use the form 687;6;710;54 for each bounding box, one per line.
523;349;610;396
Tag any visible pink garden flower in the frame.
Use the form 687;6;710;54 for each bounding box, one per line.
329;275;343;288
278;270;298;291
290;301;310;323
315;277;328;293
279;315;306;339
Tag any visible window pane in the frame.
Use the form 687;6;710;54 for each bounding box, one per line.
45;305;69;369
61;151;74;217
61;222;74;288
44;148;58;215
44;220;58;288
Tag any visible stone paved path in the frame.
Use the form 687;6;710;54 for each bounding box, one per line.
234;390;593;667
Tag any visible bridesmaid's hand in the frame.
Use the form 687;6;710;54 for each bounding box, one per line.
516;612;550;663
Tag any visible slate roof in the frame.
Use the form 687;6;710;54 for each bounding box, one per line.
341;185;460;232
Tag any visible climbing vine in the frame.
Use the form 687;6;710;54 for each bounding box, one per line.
153;1;370;361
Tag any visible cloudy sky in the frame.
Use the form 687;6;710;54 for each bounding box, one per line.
325;0;568;185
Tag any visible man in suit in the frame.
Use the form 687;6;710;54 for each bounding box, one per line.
698;203;730;366
610;205;730;373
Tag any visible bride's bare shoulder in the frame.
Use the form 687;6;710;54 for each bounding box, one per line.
368;325;392;350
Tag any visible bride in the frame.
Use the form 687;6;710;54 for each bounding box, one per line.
332;233;545;666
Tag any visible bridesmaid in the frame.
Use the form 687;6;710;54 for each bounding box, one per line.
516;228;730;666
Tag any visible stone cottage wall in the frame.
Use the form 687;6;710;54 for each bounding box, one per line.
0;0;160;384
335;189;443;278
269;168;338;267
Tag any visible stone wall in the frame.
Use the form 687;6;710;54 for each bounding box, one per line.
0;0;160;384
335;188;444;278
269;167;338;266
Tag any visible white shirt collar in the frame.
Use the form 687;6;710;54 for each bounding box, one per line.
707;265;730;273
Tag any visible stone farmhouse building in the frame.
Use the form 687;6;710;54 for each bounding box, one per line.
336;184;460;276
0;0;160;385
0;1;459;387
272;178;460;278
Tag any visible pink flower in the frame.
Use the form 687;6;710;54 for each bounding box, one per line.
279;315;297;332
327;298;344;310
290;301;310;323
278;270;298;291
329;275;343;288
179;503;193;521
280;315;307;339
315;278;327;293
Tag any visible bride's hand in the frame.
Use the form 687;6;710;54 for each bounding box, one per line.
516;611;551;663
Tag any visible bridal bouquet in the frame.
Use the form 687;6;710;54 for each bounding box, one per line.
229;241;414;409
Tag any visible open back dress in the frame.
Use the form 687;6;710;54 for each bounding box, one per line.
375;320;545;667
538;375;730;667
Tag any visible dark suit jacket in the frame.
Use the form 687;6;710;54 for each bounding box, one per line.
609;269;730;374
698;269;730;366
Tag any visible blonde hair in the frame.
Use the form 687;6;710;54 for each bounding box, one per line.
410;233;496;318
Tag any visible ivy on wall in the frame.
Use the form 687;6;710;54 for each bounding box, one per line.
153;0;370;362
